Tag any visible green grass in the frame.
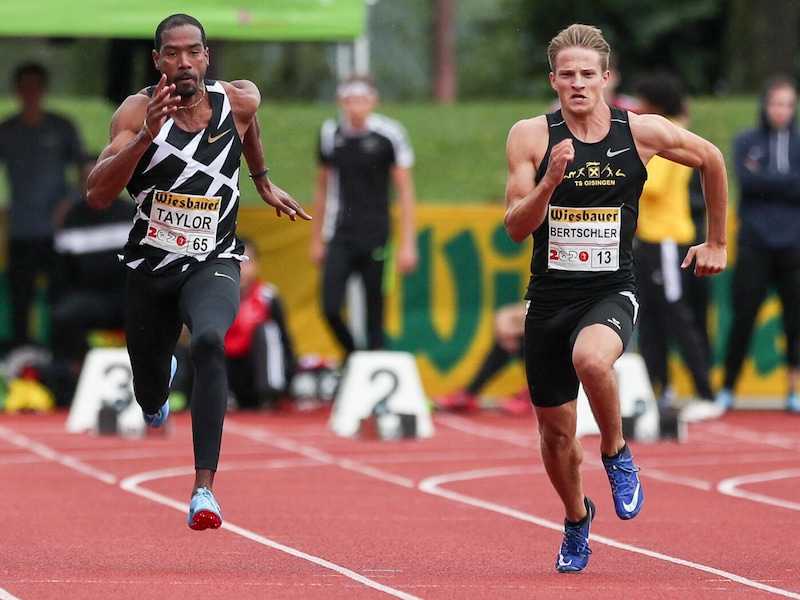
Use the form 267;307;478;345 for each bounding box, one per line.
0;95;759;207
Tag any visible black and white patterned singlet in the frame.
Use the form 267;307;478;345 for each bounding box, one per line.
124;79;245;275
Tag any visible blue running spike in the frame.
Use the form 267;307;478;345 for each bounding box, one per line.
602;444;644;520
142;356;178;428
556;497;595;573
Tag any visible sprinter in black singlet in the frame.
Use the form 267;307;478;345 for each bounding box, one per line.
504;24;728;572
87;14;310;531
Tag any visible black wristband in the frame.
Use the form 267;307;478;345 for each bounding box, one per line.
249;168;269;179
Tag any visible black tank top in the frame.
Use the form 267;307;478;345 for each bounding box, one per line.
124;80;245;274
526;108;647;304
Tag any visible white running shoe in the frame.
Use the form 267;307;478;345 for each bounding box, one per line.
680;399;725;423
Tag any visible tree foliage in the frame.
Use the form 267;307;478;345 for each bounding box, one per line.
503;0;726;95
0;0;798;101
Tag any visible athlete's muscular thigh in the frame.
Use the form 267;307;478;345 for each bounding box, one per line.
179;259;241;337
524;305;581;408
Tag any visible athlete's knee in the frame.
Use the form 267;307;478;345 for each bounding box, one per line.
537;406;578;451
573;326;621;379
540;424;574;452
190;327;226;364
573;347;614;384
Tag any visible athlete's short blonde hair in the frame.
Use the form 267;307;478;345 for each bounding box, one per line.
547;23;611;72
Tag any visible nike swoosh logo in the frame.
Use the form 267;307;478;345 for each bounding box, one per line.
606;147;631;157
622;482;641;513
557;555;572;567
208;129;232;144
214;271;235;282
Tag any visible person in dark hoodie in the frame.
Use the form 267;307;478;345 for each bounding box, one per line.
714;74;800;414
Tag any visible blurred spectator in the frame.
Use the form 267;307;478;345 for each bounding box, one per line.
224;239;297;411
47;156;134;407
714;74;800;415
632;72;715;419
685;169;711;347
433;303;530;415
0;63;85;350
310;75;418;359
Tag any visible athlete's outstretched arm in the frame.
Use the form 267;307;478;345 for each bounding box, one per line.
241;113;310;222
631;112;727;276
87;75;179;209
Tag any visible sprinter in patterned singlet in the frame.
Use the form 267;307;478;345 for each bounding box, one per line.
504;24;728;572
87;14;310;531
123;78;245;274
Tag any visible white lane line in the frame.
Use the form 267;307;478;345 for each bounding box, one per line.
0;426;115;600
418;466;800;599
701;422;800;451
4;416;798;599
225;420;417;488
0;422;421;600
433;414;537;447
718;469;800;511
225;420;800;597
644;452;800;469
0;426;420;600
0;425;116;484
643;467;714;491
119;467;422;600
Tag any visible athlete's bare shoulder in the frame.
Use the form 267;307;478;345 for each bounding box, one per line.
109;92;149;136
507;115;550;164
221;80;260;106
628;111;682;163
509;114;549;136
218;79;260;123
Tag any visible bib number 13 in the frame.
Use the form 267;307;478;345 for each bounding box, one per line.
592;248;617;268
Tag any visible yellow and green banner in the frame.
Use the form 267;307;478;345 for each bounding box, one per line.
240;205;793;402
1;204;787;403
239;204;530;397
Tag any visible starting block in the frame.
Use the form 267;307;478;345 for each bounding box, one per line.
576;352;660;442
329;350;434;440
65;348;145;437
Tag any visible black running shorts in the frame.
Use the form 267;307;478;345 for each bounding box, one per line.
523;291;638;408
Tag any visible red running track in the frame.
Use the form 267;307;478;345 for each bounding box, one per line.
1;407;799;599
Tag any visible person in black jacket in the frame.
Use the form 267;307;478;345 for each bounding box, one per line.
48;156;135;407
714;74;800;414
0;63;85;350
310;76;418;358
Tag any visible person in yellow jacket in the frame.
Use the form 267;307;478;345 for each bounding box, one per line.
633;72;717;419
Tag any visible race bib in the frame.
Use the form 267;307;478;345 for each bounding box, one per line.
547;206;621;271
145;190;221;255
